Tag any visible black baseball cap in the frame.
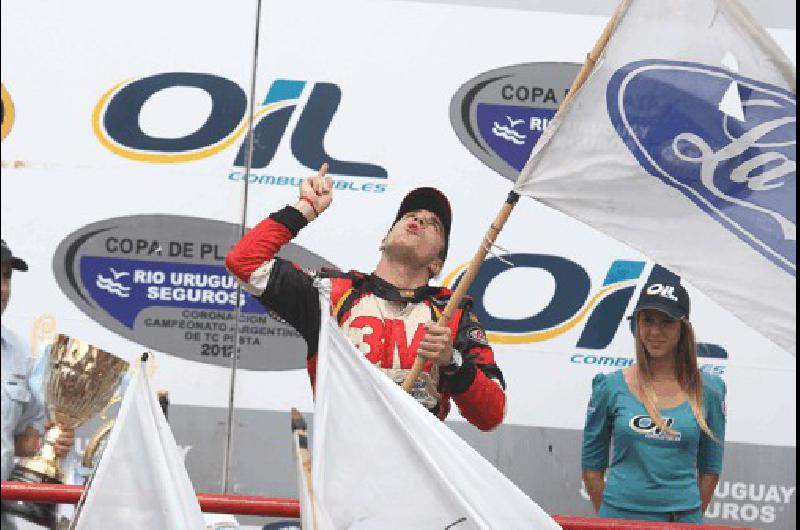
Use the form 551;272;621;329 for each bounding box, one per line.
1;239;28;272
393;187;452;259
632;279;691;320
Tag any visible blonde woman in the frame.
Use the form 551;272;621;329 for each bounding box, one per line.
581;278;726;524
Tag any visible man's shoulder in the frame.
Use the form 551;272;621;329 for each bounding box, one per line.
317;268;370;289
317;269;370;306
428;286;474;307
1;325;33;369
1;325;26;352
317;268;365;280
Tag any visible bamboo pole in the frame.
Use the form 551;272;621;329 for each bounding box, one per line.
402;0;631;393
563;0;630;110
401;192;519;392
291;408;318;530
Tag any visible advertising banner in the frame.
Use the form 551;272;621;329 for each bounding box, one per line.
1;0;794;527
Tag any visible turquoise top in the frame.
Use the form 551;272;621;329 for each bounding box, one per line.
581;369;726;512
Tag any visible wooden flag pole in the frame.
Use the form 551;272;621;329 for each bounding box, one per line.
401;0;631;393
402;192;519;392
562;0;630;110
291;408;318;530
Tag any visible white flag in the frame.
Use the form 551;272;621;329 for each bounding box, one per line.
73;360;205;530
515;0;796;354
311;298;560;529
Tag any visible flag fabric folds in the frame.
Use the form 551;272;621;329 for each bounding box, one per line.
310;296;561;529
73;359;205;530
515;0;796;354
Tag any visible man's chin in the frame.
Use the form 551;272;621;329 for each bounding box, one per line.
384;243;421;262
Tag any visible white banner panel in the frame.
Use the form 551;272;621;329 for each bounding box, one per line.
1;0;795;504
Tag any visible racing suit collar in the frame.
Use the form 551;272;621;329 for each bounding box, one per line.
368;273;440;303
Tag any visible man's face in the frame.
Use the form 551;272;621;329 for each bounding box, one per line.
1;263;11;316
383;209;446;271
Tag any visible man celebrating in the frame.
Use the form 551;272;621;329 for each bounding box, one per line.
1;240;74;528
226;167;506;431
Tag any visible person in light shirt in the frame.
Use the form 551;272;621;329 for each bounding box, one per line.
1;239;74;529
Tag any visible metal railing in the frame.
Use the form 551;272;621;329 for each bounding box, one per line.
1;482;756;530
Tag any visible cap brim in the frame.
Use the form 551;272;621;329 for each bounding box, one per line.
633;300;685;320
10;257;28;272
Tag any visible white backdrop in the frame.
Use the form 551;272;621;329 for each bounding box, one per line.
1;0;795;457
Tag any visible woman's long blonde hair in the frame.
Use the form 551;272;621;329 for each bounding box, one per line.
634;317;717;440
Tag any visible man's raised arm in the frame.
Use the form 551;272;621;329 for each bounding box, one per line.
225;165;332;351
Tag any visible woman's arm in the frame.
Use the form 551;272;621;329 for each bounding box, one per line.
698;376;725;513
699;472;719;513
582;469;606;512
581;374;612;513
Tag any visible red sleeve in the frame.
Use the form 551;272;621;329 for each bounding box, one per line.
451;367;506;431
225;218;291;285
225;206;307;291
225;206;321;357
442;304;506;431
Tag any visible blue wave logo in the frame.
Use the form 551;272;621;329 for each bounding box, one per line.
491;115;528;145
95;267;132;298
608;60;796;276
478;105;555;169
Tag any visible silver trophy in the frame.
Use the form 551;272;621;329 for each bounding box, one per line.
2;334;129;527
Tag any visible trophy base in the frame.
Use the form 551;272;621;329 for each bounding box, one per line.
0;465;60;529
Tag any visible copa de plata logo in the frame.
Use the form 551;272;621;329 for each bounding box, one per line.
449;62;581;182
92;74;388;193
607;60;796;276
53;214;337;371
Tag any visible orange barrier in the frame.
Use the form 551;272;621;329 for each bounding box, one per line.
1;482;299;518
1;482;755;529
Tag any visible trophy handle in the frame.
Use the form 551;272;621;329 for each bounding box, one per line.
81;420;115;469
98;393;122;421
30;314;57;358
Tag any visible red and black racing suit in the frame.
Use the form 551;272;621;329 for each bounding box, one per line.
225;206;506;431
